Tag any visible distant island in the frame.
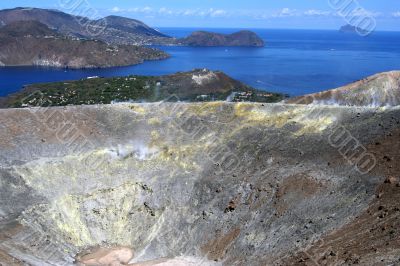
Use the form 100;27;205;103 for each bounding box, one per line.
0;7;265;47
0;21;169;68
0;69;285;108
339;24;369;35
178;30;265;47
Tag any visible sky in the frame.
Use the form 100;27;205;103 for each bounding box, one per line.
1;0;399;30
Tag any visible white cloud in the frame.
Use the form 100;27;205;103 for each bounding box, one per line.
158;7;173;15
183;9;197;16
109;6;395;21
110;6;153;14
191;8;228;17
348;8;381;18
304;9;331;16
210;9;228;17
272;8;298;18
392;11;400;18
110;6;228;18
280;8;296;16
142;6;153;13
111;6;121;13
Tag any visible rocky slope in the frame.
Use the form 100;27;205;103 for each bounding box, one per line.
103;15;167;38
0;102;399;265
285;71;400;107
0;7;173;45
178;30;265;47
0;8;265;47
0;21;169;69
0;69;284;107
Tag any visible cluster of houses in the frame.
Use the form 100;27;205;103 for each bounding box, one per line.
195;91;276;102
232;91;274;102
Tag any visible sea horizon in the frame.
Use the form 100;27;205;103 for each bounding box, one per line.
155;26;400;33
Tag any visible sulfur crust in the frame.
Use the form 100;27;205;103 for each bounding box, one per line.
232;103;335;136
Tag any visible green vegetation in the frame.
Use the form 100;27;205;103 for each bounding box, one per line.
5;73;286;108
10;76;158;107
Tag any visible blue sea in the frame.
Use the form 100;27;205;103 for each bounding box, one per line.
0;28;400;97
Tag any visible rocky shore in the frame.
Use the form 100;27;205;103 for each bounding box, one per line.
0;21;169;69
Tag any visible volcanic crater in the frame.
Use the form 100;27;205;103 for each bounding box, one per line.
0;102;399;265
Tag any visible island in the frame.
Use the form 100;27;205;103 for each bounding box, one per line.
0;20;169;68
178;30;265;47
0;7;265;47
0;69;285;108
339;24;369;35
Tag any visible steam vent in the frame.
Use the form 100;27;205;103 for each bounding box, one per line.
1;102;400;265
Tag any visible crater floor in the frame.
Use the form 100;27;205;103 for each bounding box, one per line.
0;102;399;265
